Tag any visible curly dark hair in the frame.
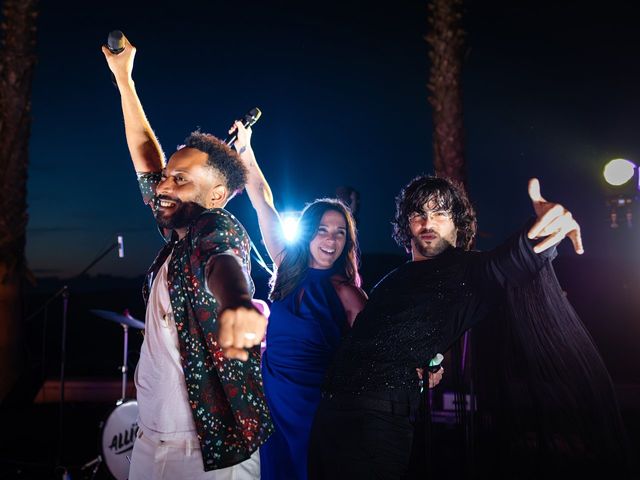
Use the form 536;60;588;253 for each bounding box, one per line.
392;175;477;252
270;199;361;302
183;131;247;195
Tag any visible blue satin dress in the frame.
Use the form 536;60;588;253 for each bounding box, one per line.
260;267;347;479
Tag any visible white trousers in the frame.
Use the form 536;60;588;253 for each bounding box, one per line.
128;429;260;480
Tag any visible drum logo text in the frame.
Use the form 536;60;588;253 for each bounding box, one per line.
108;422;138;455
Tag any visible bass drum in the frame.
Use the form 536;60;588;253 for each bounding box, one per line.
100;400;139;480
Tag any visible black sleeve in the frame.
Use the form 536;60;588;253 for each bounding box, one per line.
475;218;557;291
439;220;559;342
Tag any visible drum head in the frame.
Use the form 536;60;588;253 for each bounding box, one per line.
100;400;138;480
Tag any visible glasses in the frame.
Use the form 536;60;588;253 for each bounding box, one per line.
408;210;452;224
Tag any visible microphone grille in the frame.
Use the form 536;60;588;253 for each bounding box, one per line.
107;30;125;54
244;107;262;127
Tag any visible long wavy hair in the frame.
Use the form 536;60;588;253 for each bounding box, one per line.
392;175;477;252
269;199;361;301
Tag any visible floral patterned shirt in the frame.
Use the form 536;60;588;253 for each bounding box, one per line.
137;172;273;470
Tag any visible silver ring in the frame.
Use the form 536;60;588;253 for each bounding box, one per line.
243;332;257;341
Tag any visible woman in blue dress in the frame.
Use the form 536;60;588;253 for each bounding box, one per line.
230;122;367;479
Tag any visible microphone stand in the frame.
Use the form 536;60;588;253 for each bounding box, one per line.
56;286;69;468
24;238;123;478
66;239;125;480
58;241;122;470
75;241;119;278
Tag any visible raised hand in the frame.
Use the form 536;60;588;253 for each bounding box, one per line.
229;121;253;155
527;178;584;255
101;34;136;84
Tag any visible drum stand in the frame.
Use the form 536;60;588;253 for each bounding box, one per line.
81;318;132;479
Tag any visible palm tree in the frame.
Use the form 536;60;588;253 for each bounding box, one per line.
426;0;466;185
0;0;39;401
424;3;472;476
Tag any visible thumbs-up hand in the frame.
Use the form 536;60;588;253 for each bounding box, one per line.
527;178;584;255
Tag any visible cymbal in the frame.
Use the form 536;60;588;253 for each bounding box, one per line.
90;309;145;330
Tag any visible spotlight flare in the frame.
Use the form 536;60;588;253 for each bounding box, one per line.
281;213;301;243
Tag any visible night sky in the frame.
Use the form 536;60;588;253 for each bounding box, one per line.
26;0;640;279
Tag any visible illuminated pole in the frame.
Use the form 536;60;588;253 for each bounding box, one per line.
603;158;638;229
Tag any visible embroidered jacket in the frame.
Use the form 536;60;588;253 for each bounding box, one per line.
138;172;273;470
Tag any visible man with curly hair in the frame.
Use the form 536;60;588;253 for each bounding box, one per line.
103;35;272;479
307;174;626;479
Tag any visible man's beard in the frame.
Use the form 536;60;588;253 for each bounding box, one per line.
153;196;207;231
413;230;454;258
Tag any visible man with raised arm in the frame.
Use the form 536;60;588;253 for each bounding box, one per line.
308;175;627;479
102;35;272;479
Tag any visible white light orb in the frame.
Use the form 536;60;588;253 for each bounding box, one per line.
603;158;636;186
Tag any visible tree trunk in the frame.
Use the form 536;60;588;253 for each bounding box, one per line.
0;0;38;401
426;0;466;185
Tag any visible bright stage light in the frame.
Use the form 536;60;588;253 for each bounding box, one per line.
281;212;301;243
603;158;637;186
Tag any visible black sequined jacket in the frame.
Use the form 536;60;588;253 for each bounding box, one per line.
325;224;555;395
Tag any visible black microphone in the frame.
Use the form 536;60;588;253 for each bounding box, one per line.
106;30;125;88
107;30;125;54
224;107;262;146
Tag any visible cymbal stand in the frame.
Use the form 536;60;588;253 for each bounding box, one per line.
57;286;69;470
118;318;130;404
